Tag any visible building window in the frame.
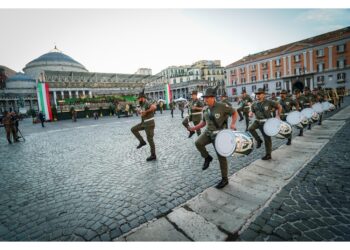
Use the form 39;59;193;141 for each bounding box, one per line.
294;54;300;63
241;78;246;84
251;76;257;82
261;62;268;69
263;73;269;80
294;67;301;75
337;44;346;53
240;68;245;74
173;79;176;84
317;76;325;84
263;83;269;91
276;81;282;90
317;63;325;73
275;59;281;67
251;85;257;92
242;86;246;92
337;59;346;69
316;48;325;57
230;69;236;75
337;73;346;82
232;88;237;95
251;64;256;72
275;71;281;79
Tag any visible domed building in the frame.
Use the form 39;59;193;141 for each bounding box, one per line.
23;47;88;80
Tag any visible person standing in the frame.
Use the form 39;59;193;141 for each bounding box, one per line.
189;87;238;189
182;90;204;138
303;87;315;130
178;101;185;118
2;111;18;144
248;88;282;160
159;101;164;114
131;89;157;161
38;111;45;127
279;89;299;145
170;101;175;118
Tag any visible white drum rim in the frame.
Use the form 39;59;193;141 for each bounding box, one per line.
214;129;236;157
263;118;281;137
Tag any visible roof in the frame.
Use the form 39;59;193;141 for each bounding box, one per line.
6;72;36;83
226;26;350;68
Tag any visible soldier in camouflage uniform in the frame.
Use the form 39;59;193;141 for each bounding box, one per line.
279;89;299;145
182;90;204;138
188;87;238;189
131;89;157;161
313;87;326;125
178;101;185;118
220;89;232;129
303;87;315;130
170;101;175;118
248;88;282;160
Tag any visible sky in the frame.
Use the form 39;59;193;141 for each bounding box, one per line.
1;7;350;75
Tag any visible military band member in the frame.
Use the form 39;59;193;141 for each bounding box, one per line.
294;89;308;136
279;89;299;145
182;90;204;138
313;87;325;125
239;90;253;131
302;87;315;130
248;88;282;160
270;92;278;118
131;89;157;161
188;87;238;189
219;89;232;129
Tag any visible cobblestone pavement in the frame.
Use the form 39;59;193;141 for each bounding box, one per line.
239;102;350;241
0;99;349;241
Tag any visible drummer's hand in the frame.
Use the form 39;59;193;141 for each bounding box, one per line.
230;124;237;131
188;126;194;132
276;115;281;120
248;111;253;118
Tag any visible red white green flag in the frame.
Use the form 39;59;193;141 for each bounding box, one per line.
164;83;172;109
37;82;53;121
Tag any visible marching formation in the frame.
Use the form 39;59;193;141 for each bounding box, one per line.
131;85;340;189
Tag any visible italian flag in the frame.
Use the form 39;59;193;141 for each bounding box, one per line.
164;83;172;109
37;82;53;121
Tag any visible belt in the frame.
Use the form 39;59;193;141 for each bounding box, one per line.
191;112;202;115
143;117;155;122
256;119;267;122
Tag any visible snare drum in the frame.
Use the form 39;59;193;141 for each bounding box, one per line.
301;108;314;119
312;103;323;114
214;129;236;157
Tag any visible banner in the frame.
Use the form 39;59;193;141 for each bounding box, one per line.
37;82;53;121
164;83;172;109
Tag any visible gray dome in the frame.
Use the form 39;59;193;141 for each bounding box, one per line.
5;72;37;93
23;48;88;79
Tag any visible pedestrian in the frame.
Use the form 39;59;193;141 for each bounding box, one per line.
188;87;238;189
248;88;282;160
1;111;18;144
170;101;175;118
178;101;185;118
182;90;204;138
131;89;157;161
38;111;45;127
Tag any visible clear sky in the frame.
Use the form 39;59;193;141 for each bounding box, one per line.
1;8;349;75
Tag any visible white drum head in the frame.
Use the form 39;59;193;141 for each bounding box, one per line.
286;111;302;125
312;103;323;113
214;129;236;157
301;108;314;119
263;118;281;137
322;102;331;111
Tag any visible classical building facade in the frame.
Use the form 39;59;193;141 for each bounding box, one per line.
225;26;350;96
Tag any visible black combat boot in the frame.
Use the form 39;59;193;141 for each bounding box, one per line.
298;129;303;136
262;154;272;160
318;121;322;125
215;178;229;189
146;155;157;161
202;155;213;170
308;124;311;130
286;139;291;145
136;141;147;149
256;139;263;149
8;139;12;144
188;131;195;138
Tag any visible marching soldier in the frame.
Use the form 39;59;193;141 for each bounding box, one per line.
294;89;309;136
131;89;157;161
270;92;278;118
1;111;18;144
182;90;204;138
188;87;238;189
313;87;325;125
302;87;315;130
239;90;253;131
279;89;299;145
220;89;232;129
248;88;282;160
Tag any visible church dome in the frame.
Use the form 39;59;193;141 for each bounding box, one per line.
23;47;88;79
5;72;37;95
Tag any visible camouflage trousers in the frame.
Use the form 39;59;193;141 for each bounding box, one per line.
248;120;272;155
131;123;156;156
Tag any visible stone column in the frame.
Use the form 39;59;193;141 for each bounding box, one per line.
61;91;65;100
270;60;273;79
283;56;287;77
309;50;313;73
69;91;72;98
328;46;333;70
76;91;79;98
303;51;307;72
288;56;292;76
53;91;57;106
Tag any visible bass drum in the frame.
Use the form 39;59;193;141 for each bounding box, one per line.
301;108;314;119
312;103;323;114
214;129;236;157
263;118;292;139
286;111;302;125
